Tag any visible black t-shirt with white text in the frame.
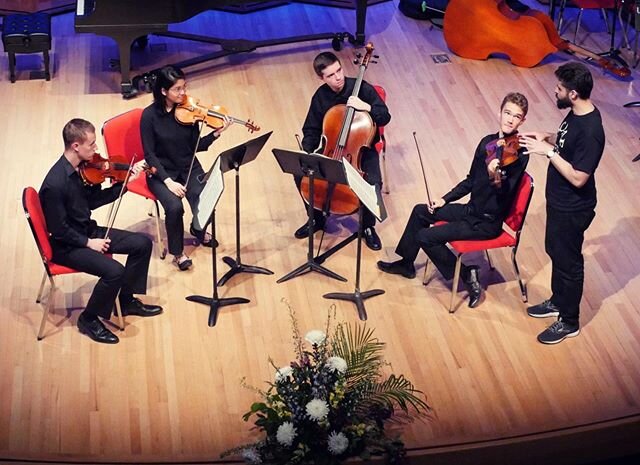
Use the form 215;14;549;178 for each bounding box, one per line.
546;108;605;211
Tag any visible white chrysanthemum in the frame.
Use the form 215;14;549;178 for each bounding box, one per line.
274;366;293;383
326;356;348;374
241;447;262;464
304;330;326;345
276;421;297;446
327;431;349;455
305;398;329;421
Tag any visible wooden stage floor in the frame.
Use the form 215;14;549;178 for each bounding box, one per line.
1;1;639;463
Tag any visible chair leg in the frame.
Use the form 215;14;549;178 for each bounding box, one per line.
381;140;390;195
449;255;463;314
153;200;167;259
557;0;567;32
511;247;527;303
36;271;47;303
113;298;125;331
37;276;56;340
485;250;494;270
575;9;584;43
422;259;430;285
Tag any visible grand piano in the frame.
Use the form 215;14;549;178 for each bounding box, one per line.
75;0;369;98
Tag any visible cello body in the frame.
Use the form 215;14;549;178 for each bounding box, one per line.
299;105;375;215
298;43;378;216
443;0;557;67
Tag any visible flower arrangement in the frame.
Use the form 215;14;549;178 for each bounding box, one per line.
223;305;431;464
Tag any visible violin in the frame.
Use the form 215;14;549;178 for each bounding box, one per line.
298;43;378;216
485;133;521;187
175;95;260;133
79;153;155;186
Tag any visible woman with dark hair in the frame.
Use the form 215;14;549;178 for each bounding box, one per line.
141;66;232;270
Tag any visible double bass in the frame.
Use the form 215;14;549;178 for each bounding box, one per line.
299;43;378;216
443;0;630;78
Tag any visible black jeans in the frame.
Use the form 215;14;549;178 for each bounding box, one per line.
545;205;595;327
396;203;502;281
52;227;152;320
294;148;382;228
147;162;207;256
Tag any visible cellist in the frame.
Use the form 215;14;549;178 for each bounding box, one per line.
294;51;391;251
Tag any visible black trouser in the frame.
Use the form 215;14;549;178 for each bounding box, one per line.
395;203;502;280
545;205;595;327
147;162;207;256
294;148;382;229
52;227;152;320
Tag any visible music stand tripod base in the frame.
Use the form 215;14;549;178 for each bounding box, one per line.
323;289;385;321
186;294;250;327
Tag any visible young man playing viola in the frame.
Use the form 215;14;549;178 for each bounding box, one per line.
39;119;163;344
294;51;391;251
377;92;529;308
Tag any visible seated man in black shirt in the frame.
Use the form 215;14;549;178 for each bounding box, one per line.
295;51;391;251
39;119;163;344
377;93;530;308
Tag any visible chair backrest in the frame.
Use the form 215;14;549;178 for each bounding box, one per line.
373;84;387;138
22;186;54;273
504;172;534;235
572;0;616;9
102;108;144;164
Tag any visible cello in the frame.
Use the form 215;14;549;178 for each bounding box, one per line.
443;0;630;78
299;43;378;216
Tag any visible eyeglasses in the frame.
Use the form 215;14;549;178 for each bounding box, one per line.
169;84;187;94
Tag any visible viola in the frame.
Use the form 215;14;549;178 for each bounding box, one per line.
175;95;260;133
485;133;521;187
443;0;630;78
299;43;378;216
79;153;155;186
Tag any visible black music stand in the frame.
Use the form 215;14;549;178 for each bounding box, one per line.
186;155;249;327
217;132;274;286
272;149;348;284
323;160;388;320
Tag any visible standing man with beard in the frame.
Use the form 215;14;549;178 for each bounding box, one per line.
519;62;605;344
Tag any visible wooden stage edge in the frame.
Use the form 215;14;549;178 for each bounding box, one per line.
1;415;639;464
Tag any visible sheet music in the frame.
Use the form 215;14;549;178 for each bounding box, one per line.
194;155;224;231
341;159;387;222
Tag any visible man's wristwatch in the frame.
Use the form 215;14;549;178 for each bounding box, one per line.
546;146;558;159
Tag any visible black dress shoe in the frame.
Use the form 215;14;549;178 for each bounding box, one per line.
463;266;482;308
377;260;416;279
294;218;325;239
120;297;163;317
363;227;382;251
77;313;119;344
190;225;218;248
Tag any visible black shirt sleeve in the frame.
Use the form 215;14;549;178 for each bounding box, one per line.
141;106;170;181
41;180;89;248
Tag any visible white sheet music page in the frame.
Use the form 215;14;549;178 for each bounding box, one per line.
341;159;386;222
195;155;224;231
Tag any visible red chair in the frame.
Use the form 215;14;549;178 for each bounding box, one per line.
22;187;124;340
557;0;618;43
373;84;390;194
102;108;166;259
423;172;535;313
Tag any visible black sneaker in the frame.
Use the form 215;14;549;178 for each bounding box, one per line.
537;320;580;344
527;299;560;318
377;259;416;279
